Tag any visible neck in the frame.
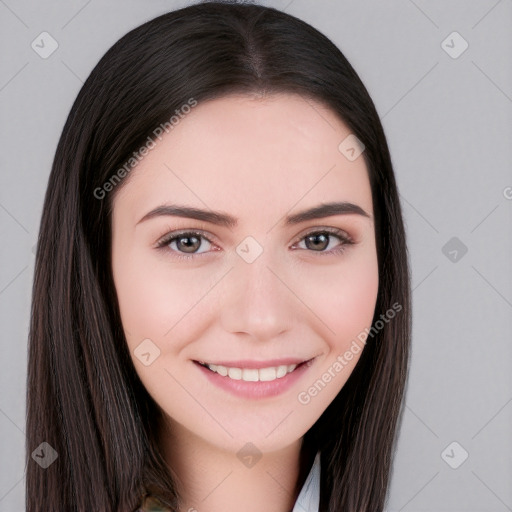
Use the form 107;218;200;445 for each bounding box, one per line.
157;416;309;512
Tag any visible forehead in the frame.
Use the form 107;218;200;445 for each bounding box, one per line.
112;93;372;226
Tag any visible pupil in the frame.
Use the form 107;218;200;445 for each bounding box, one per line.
178;235;200;253
306;234;328;251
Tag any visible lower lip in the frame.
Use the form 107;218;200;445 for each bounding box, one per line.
193;360;314;399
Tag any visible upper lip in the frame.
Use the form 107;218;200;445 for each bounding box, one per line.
194;357;313;369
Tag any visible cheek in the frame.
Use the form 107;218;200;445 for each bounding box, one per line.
112;245;171;346
113;253;166;343
113;248;215;350
293;250;379;410
301;248;379;348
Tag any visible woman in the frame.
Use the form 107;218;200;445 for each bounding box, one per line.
26;1;411;511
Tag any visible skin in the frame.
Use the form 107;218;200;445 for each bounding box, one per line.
111;93;379;512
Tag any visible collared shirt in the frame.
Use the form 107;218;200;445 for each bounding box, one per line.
292;451;321;512
136;451;321;512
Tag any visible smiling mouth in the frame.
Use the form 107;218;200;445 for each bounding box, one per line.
194;359;313;382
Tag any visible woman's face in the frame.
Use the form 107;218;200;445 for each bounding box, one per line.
111;93;379;455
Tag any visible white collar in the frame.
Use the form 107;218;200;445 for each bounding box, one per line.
292;452;321;512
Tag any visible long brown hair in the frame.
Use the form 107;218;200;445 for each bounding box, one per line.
26;1;411;510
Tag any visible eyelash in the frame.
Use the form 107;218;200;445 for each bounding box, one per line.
155;228;355;261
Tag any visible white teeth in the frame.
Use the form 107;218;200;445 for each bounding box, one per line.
276;365;288;378
205;363;298;381
259;367;277;381
228;367;242;380
215;365;228;377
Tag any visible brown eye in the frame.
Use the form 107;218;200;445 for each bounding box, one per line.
294;228;354;256
174;234;202;253
304;233;330;251
156;231;215;259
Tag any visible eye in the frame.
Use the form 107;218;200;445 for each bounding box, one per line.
291;228;354;256
155;227;355;260
155;230;216;260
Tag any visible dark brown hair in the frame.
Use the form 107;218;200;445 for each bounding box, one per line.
26;1;411;510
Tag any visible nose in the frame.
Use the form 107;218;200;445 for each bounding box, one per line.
219;247;296;342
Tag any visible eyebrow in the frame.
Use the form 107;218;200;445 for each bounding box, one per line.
136;201;371;228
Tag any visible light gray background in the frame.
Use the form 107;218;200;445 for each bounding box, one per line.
1;1;511;511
